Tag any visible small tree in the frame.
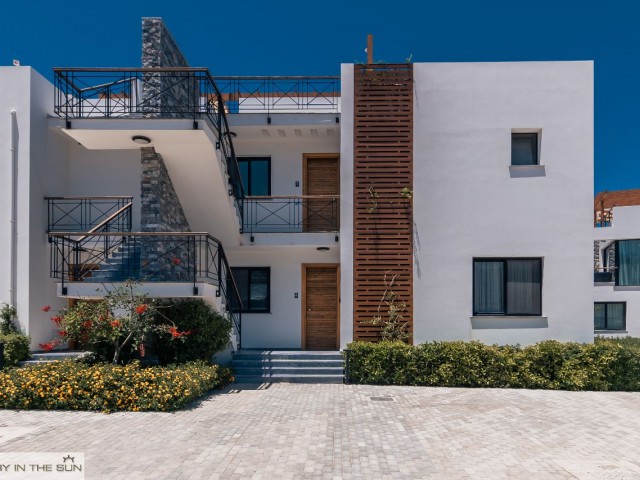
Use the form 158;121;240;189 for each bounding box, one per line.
362;272;410;342
0;303;17;335
43;282;192;364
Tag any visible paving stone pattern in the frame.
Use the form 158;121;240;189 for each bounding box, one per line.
1;384;639;479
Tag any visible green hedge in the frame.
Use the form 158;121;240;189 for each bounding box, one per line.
0;333;30;367
346;339;640;391
0;360;232;412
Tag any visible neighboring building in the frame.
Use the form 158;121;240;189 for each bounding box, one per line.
594;189;640;337
0;18;595;353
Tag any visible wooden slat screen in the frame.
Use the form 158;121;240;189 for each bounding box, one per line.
353;64;413;342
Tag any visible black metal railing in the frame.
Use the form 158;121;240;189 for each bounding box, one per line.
53;68;245;200
49;231;243;346
213;76;341;114
241;195;340;234
46;196;132;233
594;267;616;283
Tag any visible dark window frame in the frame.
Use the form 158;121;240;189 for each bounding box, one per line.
238;157;271;196
594;302;626;331
473;258;543;316
230;267;271;313
511;132;539;166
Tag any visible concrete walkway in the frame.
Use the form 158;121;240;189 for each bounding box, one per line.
0;383;639;479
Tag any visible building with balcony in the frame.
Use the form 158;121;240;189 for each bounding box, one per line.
594;189;640;337
0;18;595;357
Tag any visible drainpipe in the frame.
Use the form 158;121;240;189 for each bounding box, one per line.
9;110;17;308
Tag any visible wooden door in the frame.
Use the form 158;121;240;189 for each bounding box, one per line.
303;155;339;232
302;264;339;350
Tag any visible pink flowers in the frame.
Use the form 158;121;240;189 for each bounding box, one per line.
50;315;63;326
41;305;51;312
171;257;182;265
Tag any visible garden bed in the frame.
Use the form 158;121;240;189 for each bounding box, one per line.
0;360;232;412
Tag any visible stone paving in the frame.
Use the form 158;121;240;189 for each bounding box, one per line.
1;384;640;479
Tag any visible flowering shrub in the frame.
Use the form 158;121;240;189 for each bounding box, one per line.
0;332;30;366
40;283;163;364
0;360;232;412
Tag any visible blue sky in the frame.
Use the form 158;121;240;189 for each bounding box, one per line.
1;0;635;194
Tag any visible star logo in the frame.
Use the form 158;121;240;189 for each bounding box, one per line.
62;455;75;463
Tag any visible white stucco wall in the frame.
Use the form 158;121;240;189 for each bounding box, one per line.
66;145;142;230
0;67;70;347
339;64;354;349
411;61;594;345
594;205;640;242
226;246;339;349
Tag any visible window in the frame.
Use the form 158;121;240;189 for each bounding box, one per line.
229;267;270;313
511;133;539;166
594;302;626;331
616;240;640;286
238;157;271;196
473;258;542;316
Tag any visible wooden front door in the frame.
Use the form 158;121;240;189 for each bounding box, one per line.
303;154;339;232
302;264;339;350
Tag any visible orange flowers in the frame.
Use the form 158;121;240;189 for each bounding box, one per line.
168;326;193;339
38;340;60;352
110;320;121;328
135;304;149;315
50;315;63;326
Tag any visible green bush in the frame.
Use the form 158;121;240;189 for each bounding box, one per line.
0;360;232;412
0;332;30;367
346;338;640;391
152;299;232;365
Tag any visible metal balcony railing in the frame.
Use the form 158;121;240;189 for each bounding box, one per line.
49;231;243;346
46;196;132;233
213;76;341;114
53;68;245;201
241;195;340;234
594;267;616;283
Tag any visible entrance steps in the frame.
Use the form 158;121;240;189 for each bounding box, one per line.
18;350;92;367
231;350;344;384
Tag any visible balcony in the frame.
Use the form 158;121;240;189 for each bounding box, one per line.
53;67;244;200
594;267;616;284
46;196;132;233
241;196;340;235
213;77;341;115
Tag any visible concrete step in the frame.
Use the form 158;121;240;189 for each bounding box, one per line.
231;359;343;368
232;350;343;361
18;351;92;367
233;366;344;375
230;350;344;384
233;374;344;384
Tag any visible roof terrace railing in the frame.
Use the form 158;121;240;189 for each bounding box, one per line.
213;76;341;114
53;68;245;200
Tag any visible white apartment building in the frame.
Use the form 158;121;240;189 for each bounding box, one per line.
0;18;595;352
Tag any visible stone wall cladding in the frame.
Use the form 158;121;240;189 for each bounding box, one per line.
140;147;193;281
141;17;198;118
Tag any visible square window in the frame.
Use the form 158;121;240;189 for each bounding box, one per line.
238;157;271;196
229;267;270;313
594;302;626;331
473;258;542;316
511;133;539;166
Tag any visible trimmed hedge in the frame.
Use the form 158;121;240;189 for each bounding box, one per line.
0;360;232;412
346;339;640;391
0;332;30;367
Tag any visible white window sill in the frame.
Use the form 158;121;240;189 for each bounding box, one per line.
509;165;546;178
595;330;628;335
470;316;548;329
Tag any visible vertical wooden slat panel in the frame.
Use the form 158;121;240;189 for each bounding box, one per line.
353;64;413;342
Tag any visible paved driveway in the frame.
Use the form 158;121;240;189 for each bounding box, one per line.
0;384;639;479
